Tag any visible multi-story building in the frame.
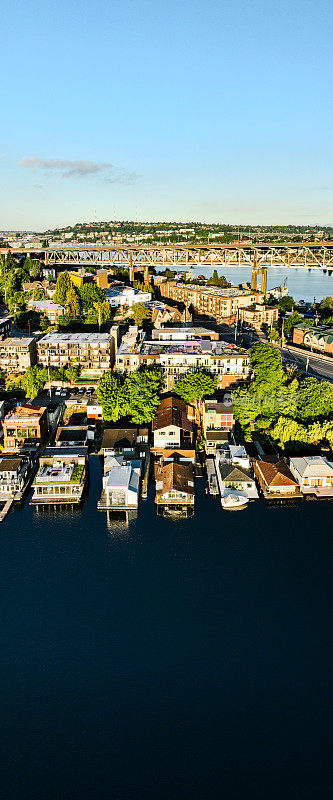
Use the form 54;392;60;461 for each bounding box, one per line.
116;328;250;390
159;282;264;323
151;395;195;462
37;330;118;377
0;337;37;373
239;303;278;330
202;395;234;454
27;299;66;323
3;404;48;452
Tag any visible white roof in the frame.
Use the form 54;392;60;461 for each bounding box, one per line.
38;332;112;343
290;456;333;477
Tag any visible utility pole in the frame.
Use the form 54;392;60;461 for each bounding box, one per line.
306;356;309;373
281;316;285;348
98;305;101;332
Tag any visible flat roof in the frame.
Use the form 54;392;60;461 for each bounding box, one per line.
38;332;112;343
0;337;35;347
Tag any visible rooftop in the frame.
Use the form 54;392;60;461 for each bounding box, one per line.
38;332;112;344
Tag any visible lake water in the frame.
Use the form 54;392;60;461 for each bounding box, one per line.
1;456;332;799
182;265;333;303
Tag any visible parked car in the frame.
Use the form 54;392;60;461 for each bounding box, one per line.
78;387;85;395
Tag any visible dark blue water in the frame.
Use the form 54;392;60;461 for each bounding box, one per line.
1;457;332;800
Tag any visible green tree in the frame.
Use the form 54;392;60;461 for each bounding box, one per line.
129;303;152;326
173;371;217;427
279;295;295;313
66;286;80;318
96;371;122;422
284;311;303;338
79;283;106;311
54;271;71;305
21;366;48;399
296;377;333;421
320;296;333;318
122;368;164;424
65;364;81;383
87;300;111;325
249;343;286;394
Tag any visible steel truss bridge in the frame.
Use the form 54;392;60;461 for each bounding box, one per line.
2;243;333;282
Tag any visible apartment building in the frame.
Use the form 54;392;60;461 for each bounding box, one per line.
0;337;37;373
116;328;250;390
160;282;264;323
239;303;278;330
27;299;66;323
37;330;118;377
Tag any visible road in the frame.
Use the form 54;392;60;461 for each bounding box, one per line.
280;346;333;382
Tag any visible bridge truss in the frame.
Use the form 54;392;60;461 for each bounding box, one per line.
3;243;333;272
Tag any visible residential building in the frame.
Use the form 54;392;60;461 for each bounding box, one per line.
0;337;37;373
3;404;48;452
203;394;234;454
27;299;66;323
31;447;88;504
289;456;333;496
151;395;195;462
69;270;95;289
151;302;192;327
98;455;141;510
293;323;333;355
0;313;12;339
37;330;118;377
254;459;299;497
215;455;259;500
151;327;219;342
55;426;89;448
239;303;279;330
155;461;195;516
0;456;31;499
101;427;149;458
160;282;264;323
203;394;234;433
106;284;151;308
116;328;250;390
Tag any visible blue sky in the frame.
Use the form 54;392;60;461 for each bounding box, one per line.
1;0;333;229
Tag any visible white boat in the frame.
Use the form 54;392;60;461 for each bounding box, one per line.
221;490;249;510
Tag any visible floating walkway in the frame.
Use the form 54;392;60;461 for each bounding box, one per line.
206;457;219;496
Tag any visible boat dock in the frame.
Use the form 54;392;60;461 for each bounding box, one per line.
0;498;14;523
206;457;219;496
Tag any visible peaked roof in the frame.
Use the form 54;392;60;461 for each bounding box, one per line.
255;459;298;487
156;461;195;496
290;455;333;477
218;463;254;482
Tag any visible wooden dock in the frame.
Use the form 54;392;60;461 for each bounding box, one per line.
0;498;14;523
206;457;219;496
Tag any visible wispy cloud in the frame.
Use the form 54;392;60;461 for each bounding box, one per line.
20;157;139;183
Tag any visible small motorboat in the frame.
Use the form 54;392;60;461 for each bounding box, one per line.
221;490;249;510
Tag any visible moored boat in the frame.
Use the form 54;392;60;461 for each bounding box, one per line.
221;490;249;510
